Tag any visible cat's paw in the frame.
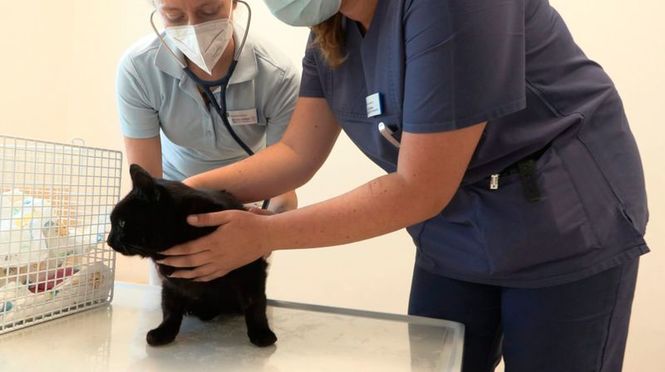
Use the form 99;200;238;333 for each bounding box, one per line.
249;329;277;347
146;326;179;346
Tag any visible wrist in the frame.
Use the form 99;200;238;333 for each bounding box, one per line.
260;214;283;254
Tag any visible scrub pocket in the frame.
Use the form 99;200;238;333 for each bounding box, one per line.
470;146;600;275
555;137;646;250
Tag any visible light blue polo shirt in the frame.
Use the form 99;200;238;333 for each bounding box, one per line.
116;25;299;181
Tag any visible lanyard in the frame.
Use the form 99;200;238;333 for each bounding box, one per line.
183;62;256;156
185;66;270;210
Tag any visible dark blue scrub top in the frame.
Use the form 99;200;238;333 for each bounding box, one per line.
300;0;649;288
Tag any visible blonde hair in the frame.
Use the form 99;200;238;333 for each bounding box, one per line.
151;0;237;7
311;13;346;69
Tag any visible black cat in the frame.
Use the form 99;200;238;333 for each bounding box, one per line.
106;164;277;347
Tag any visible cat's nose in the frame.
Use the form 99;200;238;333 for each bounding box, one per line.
106;231;119;249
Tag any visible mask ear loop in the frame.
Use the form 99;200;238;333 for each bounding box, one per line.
150;0;251;66
150;10;187;69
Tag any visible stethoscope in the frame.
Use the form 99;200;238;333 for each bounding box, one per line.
150;1;270;209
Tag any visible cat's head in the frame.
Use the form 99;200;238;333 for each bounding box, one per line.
106;164;186;258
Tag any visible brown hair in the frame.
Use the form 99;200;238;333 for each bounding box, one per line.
311;13;347;68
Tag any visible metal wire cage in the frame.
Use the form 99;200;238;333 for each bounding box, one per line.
0;135;122;334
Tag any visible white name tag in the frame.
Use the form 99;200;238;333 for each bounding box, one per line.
228;109;258;126
366;92;383;118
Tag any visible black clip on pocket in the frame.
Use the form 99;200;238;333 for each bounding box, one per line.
518;159;541;203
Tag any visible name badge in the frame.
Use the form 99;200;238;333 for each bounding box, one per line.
366;92;383;118
228;109;258;126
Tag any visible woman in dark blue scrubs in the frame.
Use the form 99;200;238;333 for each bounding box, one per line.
158;1;649;371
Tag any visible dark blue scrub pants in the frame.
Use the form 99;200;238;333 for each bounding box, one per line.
408;259;639;372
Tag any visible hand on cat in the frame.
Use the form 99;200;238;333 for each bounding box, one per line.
157;210;273;281
246;207;275;216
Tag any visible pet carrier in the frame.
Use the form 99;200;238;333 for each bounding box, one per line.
0;135;122;334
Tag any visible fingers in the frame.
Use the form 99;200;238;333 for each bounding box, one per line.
162;234;216;256
247;207;274;216
161;242;202;257
169;263;218;280
186;210;234;227
193;270;229;282
156;250;211;268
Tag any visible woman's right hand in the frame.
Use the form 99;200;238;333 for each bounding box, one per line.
159;209;276;281
246;207;275;216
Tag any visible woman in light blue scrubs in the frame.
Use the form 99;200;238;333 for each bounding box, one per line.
117;0;300;285
116;0;299;210
158;1;649;370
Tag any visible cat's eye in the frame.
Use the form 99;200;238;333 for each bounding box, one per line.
118;219;126;228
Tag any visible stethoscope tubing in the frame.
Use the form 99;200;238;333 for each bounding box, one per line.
150;1;270;210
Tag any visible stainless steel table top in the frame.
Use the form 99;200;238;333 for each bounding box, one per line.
0;282;464;372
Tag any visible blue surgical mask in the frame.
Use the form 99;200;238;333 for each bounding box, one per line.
263;0;342;27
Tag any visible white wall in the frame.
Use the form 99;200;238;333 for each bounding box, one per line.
0;1;662;370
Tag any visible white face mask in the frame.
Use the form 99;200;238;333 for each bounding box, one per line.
165;18;233;75
263;0;342;27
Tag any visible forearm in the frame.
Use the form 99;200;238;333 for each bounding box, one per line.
161;124;485;281
123;137;162;177
266;172;453;251
186;98;341;202
265;123;486;251
186;142;311;203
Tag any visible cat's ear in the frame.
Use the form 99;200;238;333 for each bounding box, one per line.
129;164;167;202
130;164;154;190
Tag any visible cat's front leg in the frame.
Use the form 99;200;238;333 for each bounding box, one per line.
243;294;277;347
147;285;186;346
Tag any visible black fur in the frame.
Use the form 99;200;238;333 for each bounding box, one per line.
107;164;276;347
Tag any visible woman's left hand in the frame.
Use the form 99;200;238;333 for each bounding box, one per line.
157;210;273;282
